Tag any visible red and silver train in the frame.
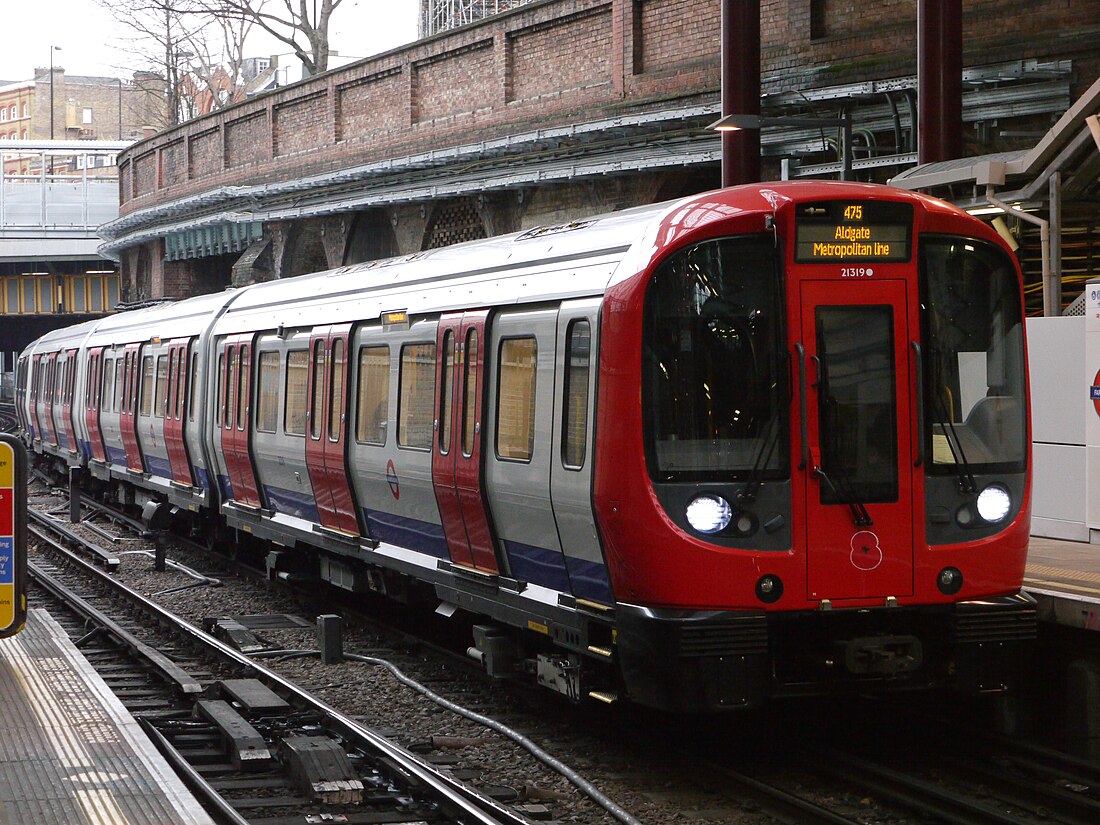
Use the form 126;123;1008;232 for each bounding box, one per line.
17;181;1036;711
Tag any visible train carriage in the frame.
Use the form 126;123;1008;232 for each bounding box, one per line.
18;181;1036;711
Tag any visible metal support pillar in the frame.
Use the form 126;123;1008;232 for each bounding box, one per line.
917;0;962;164
317;614;344;665
68;467;82;524
721;0;761;186
154;532;167;571
1049;172;1063;316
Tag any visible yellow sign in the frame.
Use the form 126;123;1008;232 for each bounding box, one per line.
0;441;16;633
794;200;912;263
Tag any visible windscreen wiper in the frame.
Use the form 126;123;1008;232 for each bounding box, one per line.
813;463;873;526
933;390;977;494
737;411;781;507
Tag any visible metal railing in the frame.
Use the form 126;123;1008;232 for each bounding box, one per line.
0;140;129;234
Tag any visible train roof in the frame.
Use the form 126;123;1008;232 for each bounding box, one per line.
23;181;986;355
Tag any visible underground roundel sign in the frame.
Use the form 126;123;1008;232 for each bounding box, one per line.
1093;369;1100;418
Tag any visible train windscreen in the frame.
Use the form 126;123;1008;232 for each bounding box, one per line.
643;235;786;483
920;237;1027;473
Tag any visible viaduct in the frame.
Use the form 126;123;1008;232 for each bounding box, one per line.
100;0;1100;305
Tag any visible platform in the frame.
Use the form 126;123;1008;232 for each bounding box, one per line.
1026;535;1100;631
0;609;214;824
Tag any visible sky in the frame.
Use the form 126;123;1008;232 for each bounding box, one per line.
0;0;420;83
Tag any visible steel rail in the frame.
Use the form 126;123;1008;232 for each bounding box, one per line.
29;515;534;825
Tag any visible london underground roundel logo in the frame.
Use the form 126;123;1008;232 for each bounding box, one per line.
1092;369;1100;418
386;459;400;500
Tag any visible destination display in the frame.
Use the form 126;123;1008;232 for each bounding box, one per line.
794;200;913;263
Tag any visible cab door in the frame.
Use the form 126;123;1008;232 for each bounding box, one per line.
432;311;497;572
799;279;915;601
305;325;359;535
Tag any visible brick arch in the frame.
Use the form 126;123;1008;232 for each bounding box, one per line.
283;223;329;278
423;198;487;250
343;209;398;265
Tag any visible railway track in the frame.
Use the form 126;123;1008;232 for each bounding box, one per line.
28;516;536;825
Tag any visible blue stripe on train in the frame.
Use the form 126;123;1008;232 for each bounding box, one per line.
144;454;172;479
362;508;450;559
502;539;572;592
564;556;614;604
264;485;318;522
217;480;614;601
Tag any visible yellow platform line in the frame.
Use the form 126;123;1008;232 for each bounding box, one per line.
1025;577;1100;597
1026;564;1100;584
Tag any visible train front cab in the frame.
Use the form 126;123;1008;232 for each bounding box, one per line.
603;188;1036;712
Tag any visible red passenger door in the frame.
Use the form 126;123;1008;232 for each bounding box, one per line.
120;344;143;472
432;311;497;572
799;280;915;602
61;349;77;452
305;325;359;535
220;335;262;507
85;347;107;462
30;353;42;442
43;352;58;446
165;338;194;486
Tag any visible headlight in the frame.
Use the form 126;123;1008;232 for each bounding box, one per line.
976;484;1011;523
686;494;733;534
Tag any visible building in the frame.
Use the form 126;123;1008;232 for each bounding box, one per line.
419;0;533;37
0;68;166;143
0;82;34;142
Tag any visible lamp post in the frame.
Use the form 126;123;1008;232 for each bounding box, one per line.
710;113;854;181
49;45;61;140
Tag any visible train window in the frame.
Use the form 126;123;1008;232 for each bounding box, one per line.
329;339;345;442
236;347;248;431
496;337;537;462
398;342;435;449
176;350;187;420
167;350;178;418
439;331;455;454
815;305;899;504
104;358;113;412
114;358;124;412
216;353;226;427
227;350;240;430
643;236;786;482
154;355;168;418
284;350;308;435
920;237;1026;471
562;320;591;469
140;356;154;417
256;351;280;433
462;328;478;457
310;340;324;440
188;351;198;422
355;346;389;445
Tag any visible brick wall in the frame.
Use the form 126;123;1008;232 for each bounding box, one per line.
117;0;1100;215
509;6;613;100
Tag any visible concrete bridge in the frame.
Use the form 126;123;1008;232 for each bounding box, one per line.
100;0;1099;303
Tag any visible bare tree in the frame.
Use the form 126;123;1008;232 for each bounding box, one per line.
212;0;346;77
97;0;251;126
179;10;254;117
